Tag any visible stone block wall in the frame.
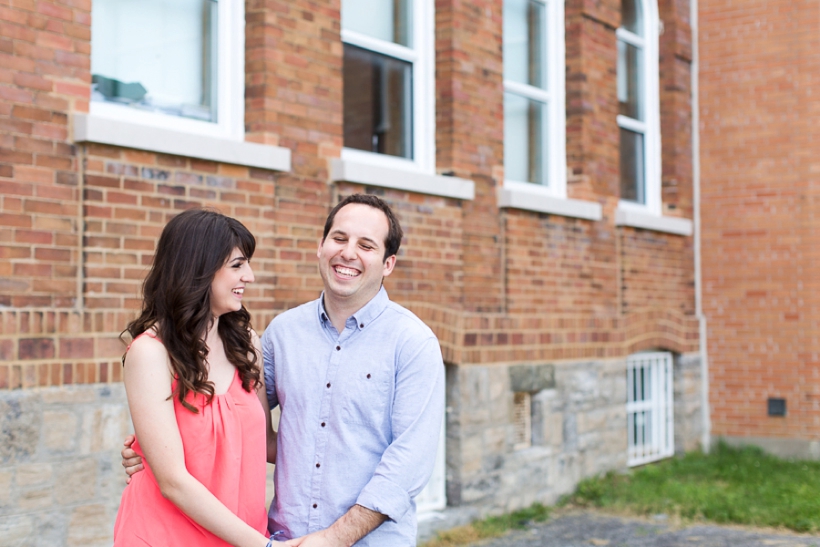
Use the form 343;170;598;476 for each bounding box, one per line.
445;355;704;514
674;353;703;454
0;384;130;547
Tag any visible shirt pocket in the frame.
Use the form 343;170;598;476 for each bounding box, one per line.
340;368;391;428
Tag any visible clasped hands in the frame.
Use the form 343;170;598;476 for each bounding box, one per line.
121;436;350;547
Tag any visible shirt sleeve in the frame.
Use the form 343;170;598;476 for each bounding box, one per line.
355;334;445;522
261;319;279;410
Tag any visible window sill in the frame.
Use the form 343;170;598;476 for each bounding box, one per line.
330;158;475;201
615;208;693;236
498;183;602;221
73;113;291;172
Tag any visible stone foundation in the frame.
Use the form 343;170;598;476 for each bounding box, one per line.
445;353;704;514
0;384;130;547
0;353;703;545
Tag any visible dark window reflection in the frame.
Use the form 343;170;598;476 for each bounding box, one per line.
620;127;645;203
618;41;643;120
343;44;413;159
621;0;642;35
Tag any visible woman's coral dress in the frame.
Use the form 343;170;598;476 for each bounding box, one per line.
113;334;268;546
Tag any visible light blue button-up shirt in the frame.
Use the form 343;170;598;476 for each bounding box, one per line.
262;287;445;546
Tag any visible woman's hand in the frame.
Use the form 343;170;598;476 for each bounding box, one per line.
121;434;144;484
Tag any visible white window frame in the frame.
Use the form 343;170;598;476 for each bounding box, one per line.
617;0;662;216
340;0;435;175
502;0;567;198
415;413;446;514
89;0;245;142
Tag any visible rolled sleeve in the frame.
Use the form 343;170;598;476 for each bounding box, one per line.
355;475;412;521
261;320;278;409
354;335;445;522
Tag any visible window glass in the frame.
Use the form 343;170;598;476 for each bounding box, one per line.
620;127;645;204
343;44;413;159
617;40;644;120
504;92;546;184
621;0;643;36
503;0;546;89
91;0;218;122
342;0;412;47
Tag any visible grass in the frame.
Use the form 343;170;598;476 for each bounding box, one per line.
565;441;820;533
421;503;550;547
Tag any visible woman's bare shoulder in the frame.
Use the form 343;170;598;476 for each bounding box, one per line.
125;331;169;367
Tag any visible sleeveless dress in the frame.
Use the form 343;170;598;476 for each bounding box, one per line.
113;333;268;546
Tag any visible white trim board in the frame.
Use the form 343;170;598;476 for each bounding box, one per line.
615;208;693;236
73;113;291;172
330;158;475;201
498;183;602;221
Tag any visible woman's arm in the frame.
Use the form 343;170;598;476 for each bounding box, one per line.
252;330;277;464
124;336;269;547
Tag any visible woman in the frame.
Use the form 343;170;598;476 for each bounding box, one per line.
113;208;274;547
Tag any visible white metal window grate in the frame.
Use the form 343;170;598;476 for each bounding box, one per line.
626;351;674;466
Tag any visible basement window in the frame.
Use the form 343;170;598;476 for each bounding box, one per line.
513;391;533;450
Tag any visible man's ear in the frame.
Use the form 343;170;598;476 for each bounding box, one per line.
382;255;397;278
317;238;324;259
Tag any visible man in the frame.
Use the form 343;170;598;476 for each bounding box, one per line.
123;194;445;546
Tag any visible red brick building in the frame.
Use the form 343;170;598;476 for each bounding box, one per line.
699;0;820;458
0;0;702;543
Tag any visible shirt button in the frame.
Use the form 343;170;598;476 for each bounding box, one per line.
326;382;331;388
336;345;341;351
366;373;371;379
316;463;320;468
321;422;326;427
313;503;318;509
359;323;364;328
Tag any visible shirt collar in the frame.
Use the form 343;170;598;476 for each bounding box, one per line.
317;286;389;330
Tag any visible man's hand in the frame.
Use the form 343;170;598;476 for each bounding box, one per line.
281;530;339;547
282;505;387;547
121;434;144;484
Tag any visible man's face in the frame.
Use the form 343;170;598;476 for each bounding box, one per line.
317;203;396;307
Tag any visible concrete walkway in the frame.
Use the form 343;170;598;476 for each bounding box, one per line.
451;509;820;547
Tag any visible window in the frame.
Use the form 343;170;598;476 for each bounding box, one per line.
512;391;533;450
617;0;661;214
503;0;566;195
341;0;434;171
626;352;674;466
90;0;244;140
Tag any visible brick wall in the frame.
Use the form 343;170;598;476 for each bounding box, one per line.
0;0;698;387
700;0;820;442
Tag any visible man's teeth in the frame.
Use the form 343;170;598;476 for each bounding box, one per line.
335;266;359;277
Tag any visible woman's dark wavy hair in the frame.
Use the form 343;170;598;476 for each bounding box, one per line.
123;208;259;412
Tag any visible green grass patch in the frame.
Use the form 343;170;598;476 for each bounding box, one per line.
422;503;550;547
565;442;820;533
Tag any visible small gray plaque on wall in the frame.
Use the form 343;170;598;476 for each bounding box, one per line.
509;364;556;393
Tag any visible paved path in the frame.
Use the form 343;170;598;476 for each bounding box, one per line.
468;509;820;547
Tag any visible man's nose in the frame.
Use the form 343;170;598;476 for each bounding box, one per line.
340;241;357;259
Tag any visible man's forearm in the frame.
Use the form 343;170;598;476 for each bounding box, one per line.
324;504;387;547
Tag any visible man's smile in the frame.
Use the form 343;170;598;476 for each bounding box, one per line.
334;265;361;278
